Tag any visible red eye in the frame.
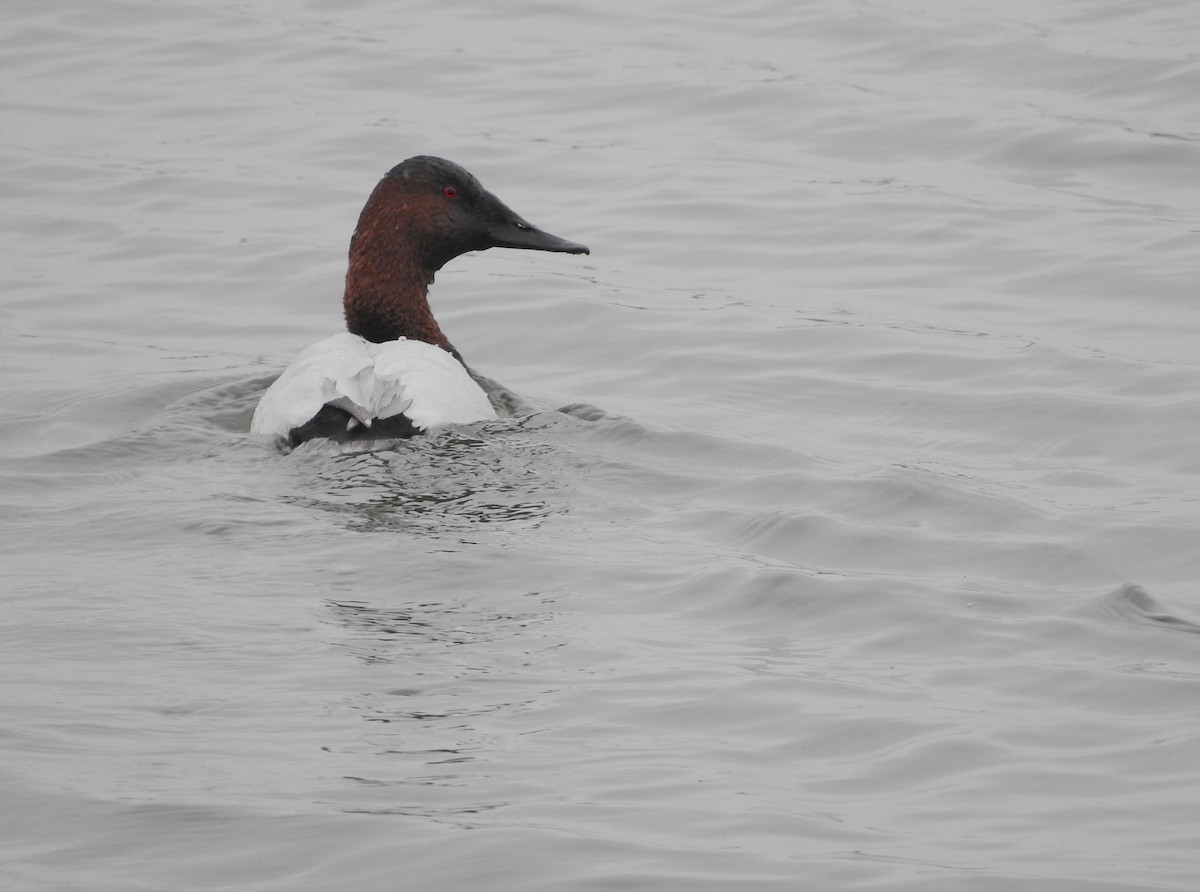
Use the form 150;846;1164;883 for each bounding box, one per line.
442;185;459;199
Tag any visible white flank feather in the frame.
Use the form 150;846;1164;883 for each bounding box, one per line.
251;333;497;439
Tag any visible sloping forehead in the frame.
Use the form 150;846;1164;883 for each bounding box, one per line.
386;156;483;191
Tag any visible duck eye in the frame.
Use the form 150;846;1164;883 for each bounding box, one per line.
442;185;459;199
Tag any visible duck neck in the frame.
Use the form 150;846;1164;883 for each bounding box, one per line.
343;267;452;349
341;192;455;351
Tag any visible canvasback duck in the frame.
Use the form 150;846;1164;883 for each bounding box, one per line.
251;155;588;447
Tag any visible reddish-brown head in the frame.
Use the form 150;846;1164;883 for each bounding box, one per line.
343;156;588;348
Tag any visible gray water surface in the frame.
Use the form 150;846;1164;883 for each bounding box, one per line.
3;1;1200;889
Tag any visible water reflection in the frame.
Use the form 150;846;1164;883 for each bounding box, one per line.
322;596;560;820
279;418;581;535
325;596;554;665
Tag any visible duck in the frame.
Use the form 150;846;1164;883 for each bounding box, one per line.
250;155;589;448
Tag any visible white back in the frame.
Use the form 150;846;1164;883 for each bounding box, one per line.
251;333;497;438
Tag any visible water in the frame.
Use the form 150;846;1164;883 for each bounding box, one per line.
2;0;1199;889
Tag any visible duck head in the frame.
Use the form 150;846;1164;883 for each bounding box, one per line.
344;155;589;347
